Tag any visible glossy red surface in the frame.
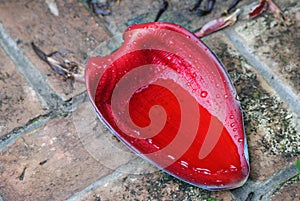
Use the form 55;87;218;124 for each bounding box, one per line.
85;22;249;190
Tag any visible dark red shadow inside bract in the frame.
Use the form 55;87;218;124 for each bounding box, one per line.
85;22;249;190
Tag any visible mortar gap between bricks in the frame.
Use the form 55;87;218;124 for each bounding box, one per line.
223;29;300;116
0;112;53;152
0;23;64;108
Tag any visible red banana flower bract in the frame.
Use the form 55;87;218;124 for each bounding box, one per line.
85;22;250;190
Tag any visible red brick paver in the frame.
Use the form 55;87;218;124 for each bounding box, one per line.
270;179;300;201
0;47;43;137
0;115;113;201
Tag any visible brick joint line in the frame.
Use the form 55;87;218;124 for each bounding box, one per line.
258;163;299;200
65;159;141;201
0;23;63;108
223;29;300;116
231;164;298;200
80;1;121;37
0;113;52;152
0;90;88;152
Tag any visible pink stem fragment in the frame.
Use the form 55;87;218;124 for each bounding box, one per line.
249;0;291;25
249;0;268;19
195;9;241;38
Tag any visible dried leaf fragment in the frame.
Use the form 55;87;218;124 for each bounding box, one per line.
154;0;169;22
225;0;242;15
191;0;216;16
88;0;111;16
31;42;84;83
88;0;121;16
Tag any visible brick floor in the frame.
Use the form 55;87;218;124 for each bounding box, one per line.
77;170;234;201
0;115;114;201
234;0;300;101
0;47;43;137
0;0;299;201
72;102;138;170
270;179;300;201
0;0;110;100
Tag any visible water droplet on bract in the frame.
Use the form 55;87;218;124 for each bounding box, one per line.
192;72;197;78
238;138;243;143
133;130;140;136
169;40;174;45
230;123;235;127
167;56;171;60
194;168;211;175
230;115;234;119
153;144;160;149
186;35;190;39
200;91;208;98
233;128;237;132
235;94;240;101
229;165;237;171
180;161;189;168
223;169;230;173
224;94;228;99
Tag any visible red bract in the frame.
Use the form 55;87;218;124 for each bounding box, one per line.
85;22;249;190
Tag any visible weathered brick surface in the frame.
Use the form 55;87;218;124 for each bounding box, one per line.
270;178;300;201
72;102;138;170
97;0;160;33
79;166;233;201
0;0;109;100
101;0;250;33
234;0;300;97
0;47;43;137
0;113;113;201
